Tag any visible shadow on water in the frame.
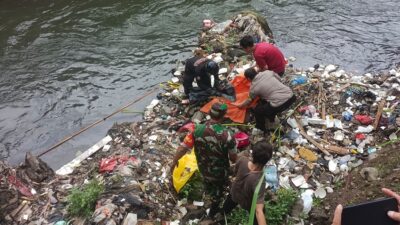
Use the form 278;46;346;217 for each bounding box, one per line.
0;0;399;168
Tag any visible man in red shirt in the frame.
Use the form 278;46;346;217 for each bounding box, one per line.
240;35;286;76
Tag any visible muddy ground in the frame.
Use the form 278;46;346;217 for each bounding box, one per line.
310;143;400;224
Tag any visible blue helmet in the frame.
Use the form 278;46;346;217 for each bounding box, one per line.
206;61;219;75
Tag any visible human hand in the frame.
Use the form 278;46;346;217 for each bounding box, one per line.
332;188;400;225
331;204;343;225
382;188;400;222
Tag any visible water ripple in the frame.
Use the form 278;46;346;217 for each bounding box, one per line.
0;0;399;167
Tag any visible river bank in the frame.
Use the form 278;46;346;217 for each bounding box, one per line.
2;12;400;225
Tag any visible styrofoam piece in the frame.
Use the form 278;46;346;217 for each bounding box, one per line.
102;144;111;152
326;117;334;128
171;77;179;83
146;99;160;110
314;187;327;198
213;56;223;63
218;68;228;74
287;117;298;129
243;64;251;70
325;64;337;73
56;135;112;175
193;201;204;206
291;175;306;187
173;70;182;76
334;119;343;129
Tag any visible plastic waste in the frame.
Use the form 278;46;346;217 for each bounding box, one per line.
342;111;353;121
334;130;344;141
354;115;373;125
264;165;279;191
54;221;68;225
291;76;307;86
355;125;374;133
298;147;318;162
298;105;316;117
172;149;198;193
328;160;339;174
287;117;298;129
285;130;300;140
291;175;306;187
234;132;250;149
389;133;397;141
301;190;314;214
314;187;327;199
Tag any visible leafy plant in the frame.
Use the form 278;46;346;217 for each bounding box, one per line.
67;179;105;217
227;207;248;225
265;188;298;225
179;171;204;201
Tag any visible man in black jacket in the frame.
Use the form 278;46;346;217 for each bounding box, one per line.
183;56;220;96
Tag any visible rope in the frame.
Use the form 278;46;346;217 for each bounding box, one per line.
37;87;158;157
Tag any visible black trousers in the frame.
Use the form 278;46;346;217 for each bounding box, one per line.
254;95;296;132
222;194;258;225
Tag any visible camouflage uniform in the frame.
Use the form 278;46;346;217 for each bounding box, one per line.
183;121;236;215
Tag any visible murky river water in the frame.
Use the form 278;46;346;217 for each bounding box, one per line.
0;0;399;168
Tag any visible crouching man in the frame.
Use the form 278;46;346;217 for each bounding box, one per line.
235;68;296;133
223;140;273;225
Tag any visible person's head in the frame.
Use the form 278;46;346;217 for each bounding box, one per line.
251;140;273;166
240;35;255;53
205;60;219;75
209;102;227;121
244;68;258;81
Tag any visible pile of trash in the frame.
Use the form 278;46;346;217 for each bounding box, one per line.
1;11;400;225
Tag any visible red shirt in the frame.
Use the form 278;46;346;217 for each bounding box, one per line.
253;42;286;74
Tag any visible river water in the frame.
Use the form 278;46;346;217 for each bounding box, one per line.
1;0;399;168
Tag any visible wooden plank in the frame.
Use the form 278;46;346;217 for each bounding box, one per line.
335;83;351;93
295;118;330;155
373;100;386;130
323;144;350;155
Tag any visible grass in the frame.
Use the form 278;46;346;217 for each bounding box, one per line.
67;179;105;218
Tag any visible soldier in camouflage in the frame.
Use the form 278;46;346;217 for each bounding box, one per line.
171;102;237;218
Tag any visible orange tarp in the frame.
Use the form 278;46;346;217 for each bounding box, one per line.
200;74;258;123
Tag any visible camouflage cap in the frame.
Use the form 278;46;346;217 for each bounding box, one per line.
210;102;227;119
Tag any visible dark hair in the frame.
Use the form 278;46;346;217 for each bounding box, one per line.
252;140;273;165
209;102;227;120
244;68;257;80
240;35;254;49
206;61;219;75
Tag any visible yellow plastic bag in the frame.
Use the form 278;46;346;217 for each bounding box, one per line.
172;149;198;193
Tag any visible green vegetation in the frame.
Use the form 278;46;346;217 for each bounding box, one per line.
179;171;204;201
227;207;248;225
265;188;298;225
67;179;105;217
227;188;298;225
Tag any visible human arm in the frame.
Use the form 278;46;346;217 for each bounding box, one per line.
234;97;252;109
256;203;267;225
229;152;237;164
170;145;190;170
170;132;194;170
183;67;195;96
